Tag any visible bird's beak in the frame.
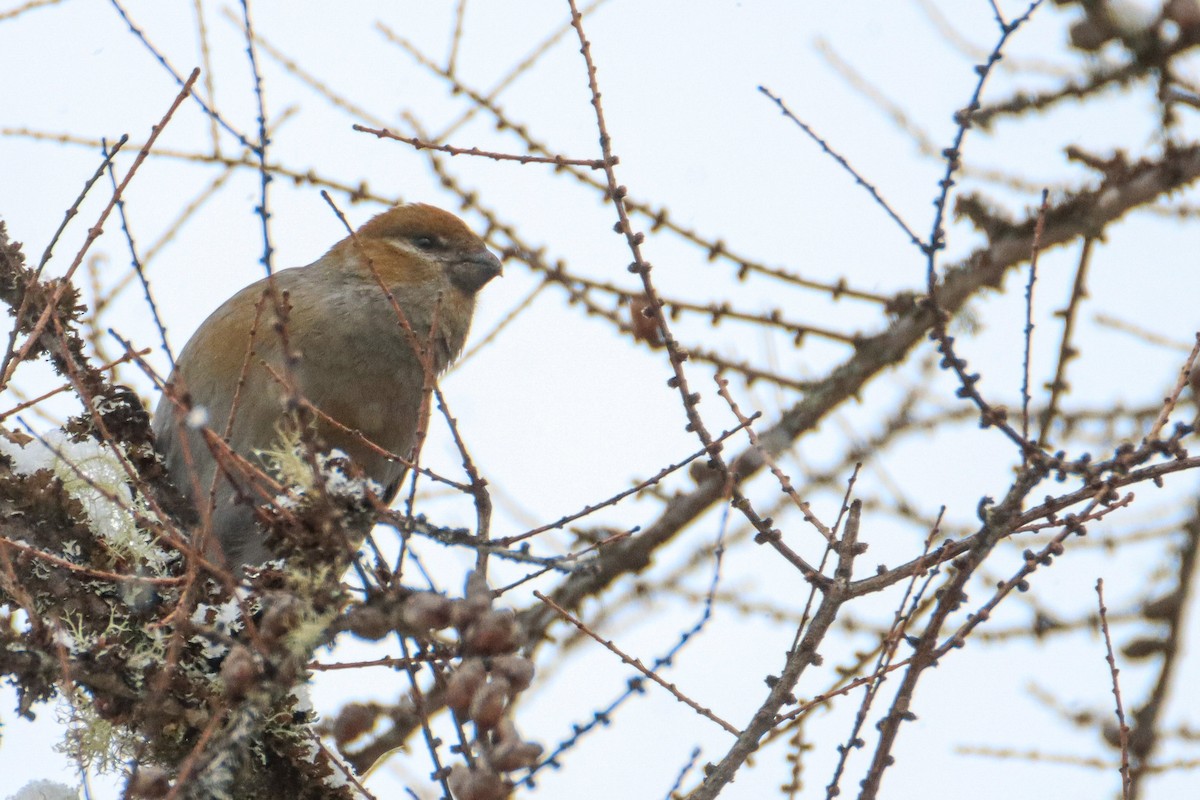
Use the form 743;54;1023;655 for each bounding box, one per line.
449;249;503;294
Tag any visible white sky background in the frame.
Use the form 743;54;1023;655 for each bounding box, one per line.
1;0;1200;798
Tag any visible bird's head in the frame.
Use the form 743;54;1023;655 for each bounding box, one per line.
338;203;502;295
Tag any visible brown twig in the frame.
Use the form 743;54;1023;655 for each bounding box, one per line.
0;69;199;392
533;590;740;735
1096;578;1132;800
1021;189;1050;456
354;124;611;169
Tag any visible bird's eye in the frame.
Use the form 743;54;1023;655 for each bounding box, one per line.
413;235;441;250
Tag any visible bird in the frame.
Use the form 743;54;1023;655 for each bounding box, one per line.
152;203;502;571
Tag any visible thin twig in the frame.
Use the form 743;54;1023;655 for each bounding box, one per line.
0;70;199;392
757;86;923;251
1096;578;1132;800
498;416;759;546
1038;236;1094;444
102;137;175;368
533;590;740;735
238;0;274;276
353;125;610;168
1021;189;1050;457
1145;333;1200;443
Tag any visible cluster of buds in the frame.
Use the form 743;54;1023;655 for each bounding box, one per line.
441;573;543;798
338;571;542;799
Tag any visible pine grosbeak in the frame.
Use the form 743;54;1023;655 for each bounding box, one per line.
153;203;501;570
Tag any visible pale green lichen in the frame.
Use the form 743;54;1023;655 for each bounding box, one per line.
55;687;139;775
256;424;381;509
255;424;317;494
